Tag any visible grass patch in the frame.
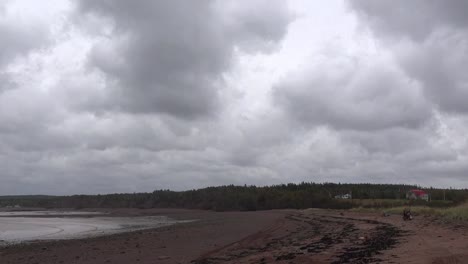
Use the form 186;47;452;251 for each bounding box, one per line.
341;199;454;209
352;202;468;221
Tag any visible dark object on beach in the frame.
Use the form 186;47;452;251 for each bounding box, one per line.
403;208;413;221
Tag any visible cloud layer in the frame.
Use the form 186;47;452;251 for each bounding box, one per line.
77;0;292;118
1;0;467;195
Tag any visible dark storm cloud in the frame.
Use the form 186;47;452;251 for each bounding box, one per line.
349;0;468;114
76;0;293;119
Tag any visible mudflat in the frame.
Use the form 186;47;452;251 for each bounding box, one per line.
1;208;467;263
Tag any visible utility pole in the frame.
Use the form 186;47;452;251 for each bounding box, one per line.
322;186;332;199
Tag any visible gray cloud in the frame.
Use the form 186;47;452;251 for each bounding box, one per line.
0;20;48;67
350;0;468;114
75;0;293;119
349;0;468;41
2;1;468;195
343;128;429;155
0;3;50;93
0;72;14;93
273;54;431;131
268;0;468;187
398;33;468;113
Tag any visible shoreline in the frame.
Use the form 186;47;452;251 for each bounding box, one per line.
1;208;467;263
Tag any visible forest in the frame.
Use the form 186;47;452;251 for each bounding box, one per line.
1;183;467;211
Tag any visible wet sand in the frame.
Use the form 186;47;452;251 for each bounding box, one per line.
0;214;186;244
1;208;467;263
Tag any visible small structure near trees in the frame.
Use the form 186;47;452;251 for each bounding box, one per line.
406;189;429;201
334;193;352;199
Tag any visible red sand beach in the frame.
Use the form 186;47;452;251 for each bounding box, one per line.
1;208;467;263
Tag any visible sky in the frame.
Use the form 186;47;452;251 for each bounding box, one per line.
1;0;468;195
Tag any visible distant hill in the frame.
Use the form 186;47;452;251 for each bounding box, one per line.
0;195;55;200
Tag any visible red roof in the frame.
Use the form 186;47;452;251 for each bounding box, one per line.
409;189;427;196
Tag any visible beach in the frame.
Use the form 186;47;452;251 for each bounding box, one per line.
1;208;467;263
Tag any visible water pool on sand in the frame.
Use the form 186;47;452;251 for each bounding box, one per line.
0;211;190;245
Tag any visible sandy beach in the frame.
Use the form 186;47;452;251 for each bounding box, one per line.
1;208;467;263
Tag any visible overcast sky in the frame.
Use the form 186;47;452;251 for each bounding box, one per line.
1;0;468;195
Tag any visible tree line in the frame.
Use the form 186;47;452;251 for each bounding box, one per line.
1;183;467;211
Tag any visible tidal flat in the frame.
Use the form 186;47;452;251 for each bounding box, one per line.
0;210;186;245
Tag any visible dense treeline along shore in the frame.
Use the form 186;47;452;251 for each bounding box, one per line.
2;183;467;211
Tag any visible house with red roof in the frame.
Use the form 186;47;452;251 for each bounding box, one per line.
406;189;429;201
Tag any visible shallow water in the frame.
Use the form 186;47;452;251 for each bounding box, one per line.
0;211;103;217
0;211;188;245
